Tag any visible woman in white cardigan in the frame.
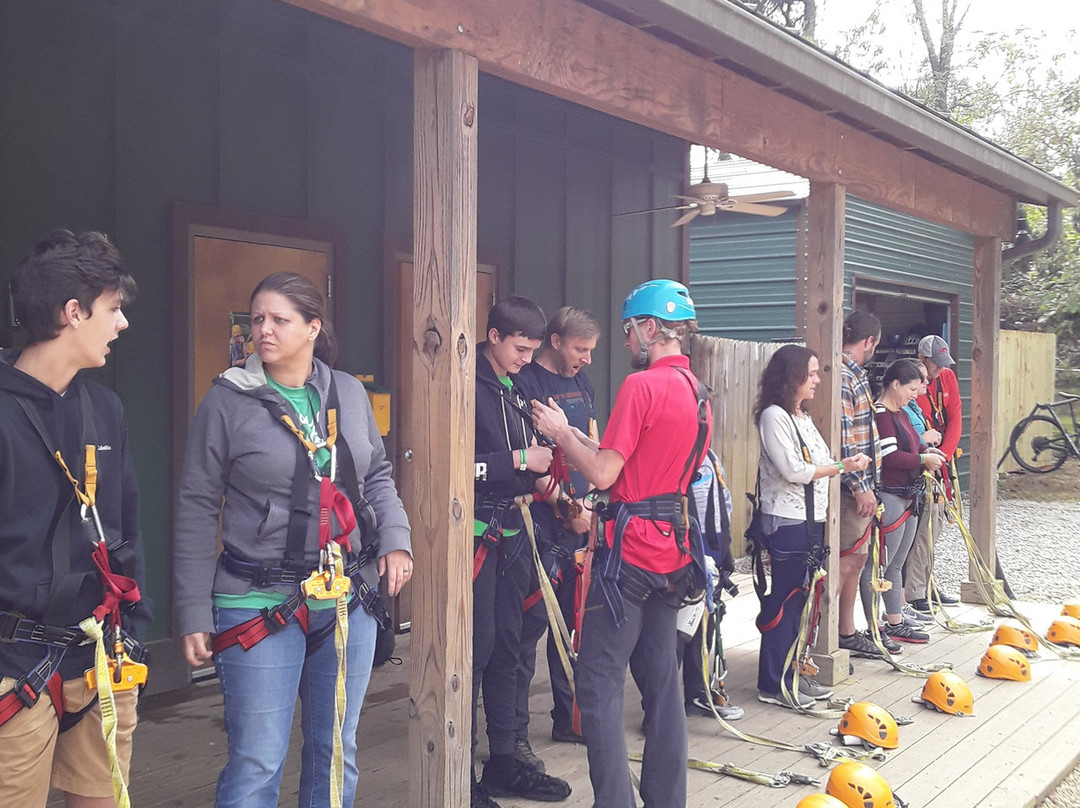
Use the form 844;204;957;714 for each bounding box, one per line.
753;344;869;708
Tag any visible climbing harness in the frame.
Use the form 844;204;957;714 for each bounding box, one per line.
3;391;147;808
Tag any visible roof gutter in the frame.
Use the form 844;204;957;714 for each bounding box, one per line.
1001;201;1062;266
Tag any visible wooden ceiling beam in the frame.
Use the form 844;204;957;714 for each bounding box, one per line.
283;0;1014;238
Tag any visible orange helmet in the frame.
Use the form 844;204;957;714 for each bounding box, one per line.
1062;602;1080;620
915;670;974;716
796;795;848;808
826;761;896;808
978;644;1031;681
991;623;1039;654
833;702;899;750
1047;615;1080;648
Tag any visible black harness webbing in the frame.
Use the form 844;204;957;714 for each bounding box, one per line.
596;366;710;627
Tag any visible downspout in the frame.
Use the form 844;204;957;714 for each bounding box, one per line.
1001;201;1062;265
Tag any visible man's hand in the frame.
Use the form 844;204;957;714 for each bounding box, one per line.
526;445;554;472
921;428;943;446
855;488;878;519
531;398;569;442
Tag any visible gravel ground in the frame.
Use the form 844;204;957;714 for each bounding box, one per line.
932;500;1080;604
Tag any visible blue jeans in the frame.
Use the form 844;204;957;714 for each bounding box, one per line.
213;604;377;808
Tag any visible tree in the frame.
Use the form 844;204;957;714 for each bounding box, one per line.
910;0;970;113
738;0;817;40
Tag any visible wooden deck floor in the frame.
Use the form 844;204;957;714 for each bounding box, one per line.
51;574;1080;808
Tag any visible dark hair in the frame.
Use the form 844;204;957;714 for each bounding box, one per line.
487;295;546;341
250;272;337;366
753;344;817;424
11;230;136;345
544;306;599;348
842;310;881;348
882;357;923;389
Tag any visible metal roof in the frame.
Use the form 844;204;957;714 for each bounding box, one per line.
582;0;1078;209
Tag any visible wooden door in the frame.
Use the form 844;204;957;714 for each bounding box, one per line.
191;236;330;412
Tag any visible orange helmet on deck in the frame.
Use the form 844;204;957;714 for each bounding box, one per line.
1047;615;1080;647
991;623;1039;654
834;702;899;749
796;795;848;808
826;761;896;808
916;670;974;716
978;644;1031;681
1062;602;1080;620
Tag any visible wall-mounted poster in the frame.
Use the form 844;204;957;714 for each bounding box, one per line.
229;312;253;368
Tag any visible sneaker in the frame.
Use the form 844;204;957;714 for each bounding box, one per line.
481;758;572;802
910;598;933;614
797;677;834;700
902;604;933;624
933;588;960;605
550;723;584;744
472;783;501;808
687;690;745;720
839;630;884;659
883;621;930;644
513;736;546;773
876;628;904;655
757;689;816;709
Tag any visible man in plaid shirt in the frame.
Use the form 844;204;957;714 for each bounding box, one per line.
836;311;889;660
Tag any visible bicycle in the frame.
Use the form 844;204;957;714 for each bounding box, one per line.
1006;392;1080;473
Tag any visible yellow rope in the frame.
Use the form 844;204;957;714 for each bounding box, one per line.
79;616;130;808
517;497;577;695
329;545;349;808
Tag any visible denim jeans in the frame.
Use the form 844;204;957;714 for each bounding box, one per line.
213;604;377;808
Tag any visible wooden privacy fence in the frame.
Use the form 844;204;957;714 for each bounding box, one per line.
689;333;787;557
996;329;1057;472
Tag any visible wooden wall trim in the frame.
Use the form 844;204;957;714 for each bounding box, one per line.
408;48;478;808
804;181;847;678
283;0;1015;239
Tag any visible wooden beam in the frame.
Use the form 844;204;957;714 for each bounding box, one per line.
409;48;478;808
962;235;1002;602
282;0;1015;238
804;181;850;684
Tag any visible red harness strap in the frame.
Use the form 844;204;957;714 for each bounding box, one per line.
0;672;63;728
839;517;876;558
211;601;312;655
756;586;805;634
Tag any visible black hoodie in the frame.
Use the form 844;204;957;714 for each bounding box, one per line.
0;350;151;680
474;347;540;528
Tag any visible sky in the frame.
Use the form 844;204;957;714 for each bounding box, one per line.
813;0;1079;85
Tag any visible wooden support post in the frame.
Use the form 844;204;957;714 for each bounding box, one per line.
805;181;850;685
962;236;1002;602
409;48;478;808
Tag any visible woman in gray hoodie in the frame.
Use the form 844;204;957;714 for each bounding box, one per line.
173;272;411;808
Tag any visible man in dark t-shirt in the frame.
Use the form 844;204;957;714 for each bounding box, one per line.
512;307;599;770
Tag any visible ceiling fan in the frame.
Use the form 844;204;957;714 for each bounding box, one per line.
616;169;795;227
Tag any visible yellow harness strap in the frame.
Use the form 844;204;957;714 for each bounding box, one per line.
79;616;130;808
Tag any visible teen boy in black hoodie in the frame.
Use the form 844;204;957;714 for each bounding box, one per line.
0;230;150;807
472;296;571;808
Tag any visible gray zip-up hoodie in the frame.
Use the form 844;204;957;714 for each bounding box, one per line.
172;355;410;637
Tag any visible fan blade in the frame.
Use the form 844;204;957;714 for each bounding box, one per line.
614;204;694;217
727;200;788;217
731;190;796;204
671;208;701;227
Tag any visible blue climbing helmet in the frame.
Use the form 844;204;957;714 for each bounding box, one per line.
621;279;696;322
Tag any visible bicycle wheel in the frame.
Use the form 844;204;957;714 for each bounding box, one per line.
1009;414;1071;473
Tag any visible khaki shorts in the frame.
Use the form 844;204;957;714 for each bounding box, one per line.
839;488;875;555
0;675;138;802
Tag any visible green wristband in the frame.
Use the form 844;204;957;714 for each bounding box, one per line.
836;461;843;472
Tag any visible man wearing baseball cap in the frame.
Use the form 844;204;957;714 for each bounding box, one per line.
907;334;961;612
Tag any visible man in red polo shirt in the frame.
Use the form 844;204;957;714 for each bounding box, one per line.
531;279;710;808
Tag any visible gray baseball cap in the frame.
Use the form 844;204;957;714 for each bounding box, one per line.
918;334;955;367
